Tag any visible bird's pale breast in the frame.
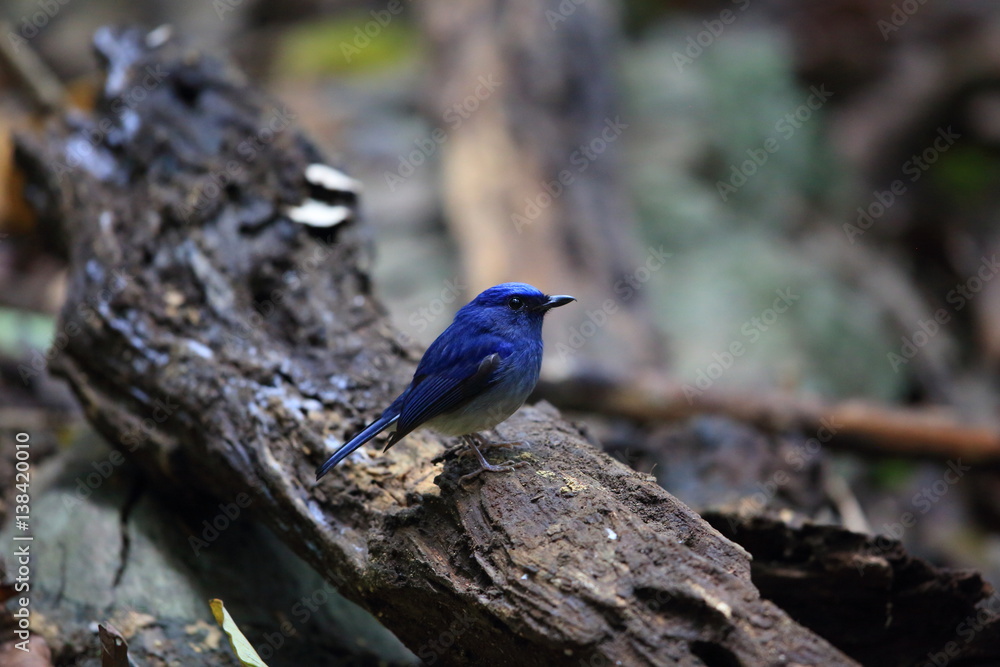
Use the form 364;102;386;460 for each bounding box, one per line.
425;350;540;436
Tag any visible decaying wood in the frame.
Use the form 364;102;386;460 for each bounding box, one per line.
98;624;129;667
705;514;1000;667
537;374;1000;462
16;27;858;666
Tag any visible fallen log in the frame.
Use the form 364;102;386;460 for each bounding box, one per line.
704;515;999;667
16;26;857;665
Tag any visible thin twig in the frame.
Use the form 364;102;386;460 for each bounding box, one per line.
0;21;65;113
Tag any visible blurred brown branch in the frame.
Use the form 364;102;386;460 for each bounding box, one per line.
0;21;65;113
538;375;1000;462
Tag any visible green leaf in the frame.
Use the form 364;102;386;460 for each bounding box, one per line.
0;307;56;354
273;15;419;77
210;599;269;667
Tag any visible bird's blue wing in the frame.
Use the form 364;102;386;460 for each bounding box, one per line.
383;330;510;450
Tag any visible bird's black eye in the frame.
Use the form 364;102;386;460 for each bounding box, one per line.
507;296;525;311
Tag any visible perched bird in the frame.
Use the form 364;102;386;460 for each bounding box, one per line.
316;283;575;482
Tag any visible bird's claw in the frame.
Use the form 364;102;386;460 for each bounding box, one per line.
456;440;524;460
459;460;528;485
458;434;528;484
483;440;527;450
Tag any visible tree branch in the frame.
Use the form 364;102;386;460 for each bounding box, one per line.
537;375;1000;462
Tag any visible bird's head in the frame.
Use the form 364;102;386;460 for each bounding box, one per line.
458;283;576;333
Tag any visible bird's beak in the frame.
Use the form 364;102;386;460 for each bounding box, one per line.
538;294;576;311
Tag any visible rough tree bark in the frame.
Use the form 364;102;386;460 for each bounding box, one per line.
15;27;858;665
704;515;1000;667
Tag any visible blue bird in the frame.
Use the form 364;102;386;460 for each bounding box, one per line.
316;283;575;483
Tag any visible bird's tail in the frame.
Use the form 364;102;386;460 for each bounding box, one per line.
315;414;398;480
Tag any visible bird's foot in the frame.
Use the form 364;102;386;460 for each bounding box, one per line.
458;435;528;484
461;431;527;453
456;439;525;459
459;460;529;485
481;439;527;450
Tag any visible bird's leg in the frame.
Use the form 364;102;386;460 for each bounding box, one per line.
458;433;528;484
456;431;526;457
478;436;527;450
